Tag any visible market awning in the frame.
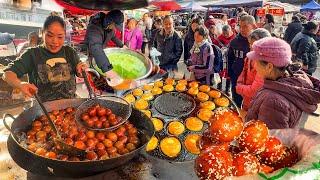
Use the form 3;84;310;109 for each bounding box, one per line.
55;0;102;16
54;0;148;11
207;0;264;8
301;0;320;11
182;1;207;11
150;1;181;11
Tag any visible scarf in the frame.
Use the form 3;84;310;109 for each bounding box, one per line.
190;39;208;54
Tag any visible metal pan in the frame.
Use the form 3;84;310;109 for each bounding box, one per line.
3;98;154;178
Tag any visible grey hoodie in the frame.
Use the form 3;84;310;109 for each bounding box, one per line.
246;71;320;129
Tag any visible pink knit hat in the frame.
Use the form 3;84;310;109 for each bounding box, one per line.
246;37;292;67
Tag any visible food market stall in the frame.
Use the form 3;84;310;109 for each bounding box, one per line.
1;0;320;180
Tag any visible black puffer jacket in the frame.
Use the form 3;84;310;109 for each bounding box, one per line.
183;28;195;62
291;30;319;74
153;29;183;70
284;21;303;44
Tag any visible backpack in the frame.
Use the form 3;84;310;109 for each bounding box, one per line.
211;44;223;73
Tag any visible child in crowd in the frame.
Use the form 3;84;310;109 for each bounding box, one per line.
236;28;271;111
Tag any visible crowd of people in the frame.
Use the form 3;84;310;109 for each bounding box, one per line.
2;8;320;131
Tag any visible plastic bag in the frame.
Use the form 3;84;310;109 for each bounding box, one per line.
149;47;161;66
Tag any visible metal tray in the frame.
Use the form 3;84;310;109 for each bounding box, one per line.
123;79;240;162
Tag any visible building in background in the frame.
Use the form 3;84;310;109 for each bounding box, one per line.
0;0;62;39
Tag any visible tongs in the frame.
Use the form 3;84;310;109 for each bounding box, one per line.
33;94;86;157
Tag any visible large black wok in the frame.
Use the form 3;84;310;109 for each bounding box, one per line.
3;98;154;178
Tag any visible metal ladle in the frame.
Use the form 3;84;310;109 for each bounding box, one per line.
34;94;86;157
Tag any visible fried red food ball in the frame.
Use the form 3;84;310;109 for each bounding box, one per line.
258;136;286;166
209;110;243;143
239;120;269;154
199;129;229;151
232;152;260;176
272;146;299;171
195;146;233;180
86;151;98;160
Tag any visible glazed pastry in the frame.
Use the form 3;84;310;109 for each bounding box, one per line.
197;109;213;122
165;78;175;85
132;88;144;97
195;147;233;180
199;85;210;93
160;137;181;158
168;121;185;136
163;84;174;92
197;92;209;102
140;110;152;118
208;90;221;99
151;87;163;95
187;87;199;96
233;152;260;176
200;101;215;110
154;81;164;87
214;97;230;107
141;92;154;101
210;110;243;142
152;118;164;132
184;134;201;154
239;120;269;154
134;99;149;110
175;83;187;92
185;117;203;131
146;136;158;152
124;94;135;103
143;84;153;91
188;81;199;88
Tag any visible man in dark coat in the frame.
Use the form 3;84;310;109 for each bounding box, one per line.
227;15;256;108
291;21;320;75
153;15;183;71
284;15;303;44
84;10;125;81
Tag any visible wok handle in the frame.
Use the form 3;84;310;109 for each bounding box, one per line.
3;113;16;134
82;70;96;99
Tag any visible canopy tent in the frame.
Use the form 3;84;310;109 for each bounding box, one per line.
207;0;264;8
182;1;207;11
55;0;101;16
54;0;148;11
150;1;181;11
301;0;320;11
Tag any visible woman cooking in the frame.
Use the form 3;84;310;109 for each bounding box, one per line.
2;14;87;102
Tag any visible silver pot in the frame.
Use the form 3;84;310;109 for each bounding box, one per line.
90;48;153;81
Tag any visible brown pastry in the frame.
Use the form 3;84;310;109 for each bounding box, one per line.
197;92;209;102
214;97;230;107
175;83;187;92
208;90;221;99
199;85;211;93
